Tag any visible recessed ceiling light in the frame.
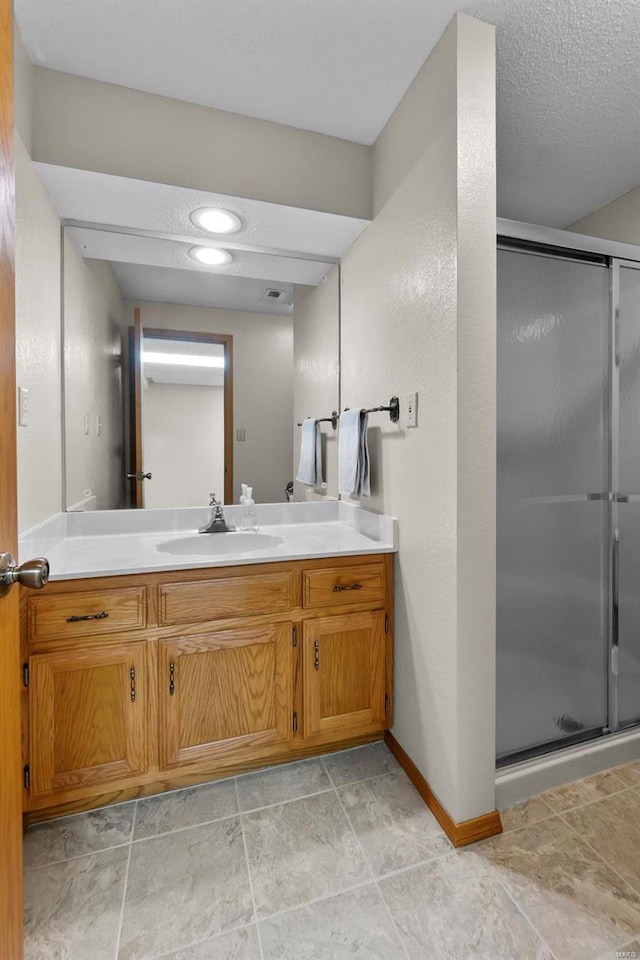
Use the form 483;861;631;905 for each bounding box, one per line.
190;207;242;234
189;246;232;266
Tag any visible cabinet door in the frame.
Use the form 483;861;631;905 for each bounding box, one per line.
158;623;293;770
29;642;147;799
303;612;386;739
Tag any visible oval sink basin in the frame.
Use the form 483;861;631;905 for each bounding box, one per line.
156;532;285;556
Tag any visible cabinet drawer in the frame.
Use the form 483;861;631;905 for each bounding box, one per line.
158;572;295;626
28;587;146;643
303;563;385;610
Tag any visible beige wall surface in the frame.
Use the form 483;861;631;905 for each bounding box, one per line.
570;185;640;245
143;382;225;509
63;236;126;511
340;12;496;824
293;265;340;501
32;68;372;220
125;301;293;505
14;23;33;154
15;134;62;532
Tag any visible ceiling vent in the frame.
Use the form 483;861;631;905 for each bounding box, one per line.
262;287;288;303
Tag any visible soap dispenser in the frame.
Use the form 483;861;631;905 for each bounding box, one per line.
240;487;258;531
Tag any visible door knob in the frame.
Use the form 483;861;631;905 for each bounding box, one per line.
127;471;152;481
0;553;49;596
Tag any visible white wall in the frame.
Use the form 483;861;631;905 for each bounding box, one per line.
143;382;224;509
125;301;293;504
340;12;496;823
569;185;640;245
293;265;340;500
31;68;372;220
15;134;62;532
63;237;126;511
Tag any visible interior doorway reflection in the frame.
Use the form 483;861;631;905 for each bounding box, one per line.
127;314;233;507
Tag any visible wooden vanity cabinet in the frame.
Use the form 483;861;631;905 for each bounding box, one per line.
158;622;293;770
20;553;393;820
28;642;147;799
303;611;386;740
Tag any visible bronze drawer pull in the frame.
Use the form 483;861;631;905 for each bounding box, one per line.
66;611;110;623
332;584;363;592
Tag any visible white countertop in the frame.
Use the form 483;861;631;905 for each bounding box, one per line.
19;502;397;581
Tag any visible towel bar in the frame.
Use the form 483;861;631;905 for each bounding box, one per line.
344;397;400;423
297;411;339;430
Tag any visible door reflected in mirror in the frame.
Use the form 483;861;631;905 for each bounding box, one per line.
130;325;232;510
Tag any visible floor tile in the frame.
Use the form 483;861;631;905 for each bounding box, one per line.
322;742;399;787
260;883;403;959
562;788;640;892
119;818;253;959
236;758;331;812
499;795;556;833
380;852;552;960
242;790;370;917
338;771;450;875
23;804;134;869
134;779;238;840
24;846;128;960
542;769;630;812
471;815;640;958
599;938;640;960
614;761;640;786
162;925;260;959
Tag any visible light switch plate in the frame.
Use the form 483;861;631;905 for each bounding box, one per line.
236;427;246;441
405;392;418;428
18;386;28;427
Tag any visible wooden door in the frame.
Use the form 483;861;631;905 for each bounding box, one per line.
303;612;386;739
0;3;23;954
28;643;147;799
159;623;293;770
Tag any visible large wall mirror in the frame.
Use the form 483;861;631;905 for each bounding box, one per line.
54;174;362;510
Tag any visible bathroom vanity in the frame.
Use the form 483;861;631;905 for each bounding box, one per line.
19;505;396;822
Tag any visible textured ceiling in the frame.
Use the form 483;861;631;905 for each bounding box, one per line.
45;165;351;312
113;262;294;316
37;165;367;259
18;0;640;226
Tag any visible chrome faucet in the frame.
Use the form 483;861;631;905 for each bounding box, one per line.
199;494;235;534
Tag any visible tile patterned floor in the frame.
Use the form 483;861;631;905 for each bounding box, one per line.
23;742;640;960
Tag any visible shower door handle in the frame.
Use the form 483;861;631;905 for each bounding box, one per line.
612;531;619;675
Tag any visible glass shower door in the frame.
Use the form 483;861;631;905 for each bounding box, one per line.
616;261;640;727
496;246;611;761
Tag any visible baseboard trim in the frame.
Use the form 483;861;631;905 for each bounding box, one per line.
384;731;502;848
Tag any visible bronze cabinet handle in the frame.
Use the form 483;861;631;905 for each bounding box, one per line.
332;584;363;592
66;611;109;623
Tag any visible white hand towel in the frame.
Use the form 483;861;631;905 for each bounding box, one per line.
296;419;323;486
339;409;370;497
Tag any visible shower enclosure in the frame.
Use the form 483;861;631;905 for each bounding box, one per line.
496;220;640;764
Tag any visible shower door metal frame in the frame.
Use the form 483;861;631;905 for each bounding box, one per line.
496;219;640;764
611;257;640;733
